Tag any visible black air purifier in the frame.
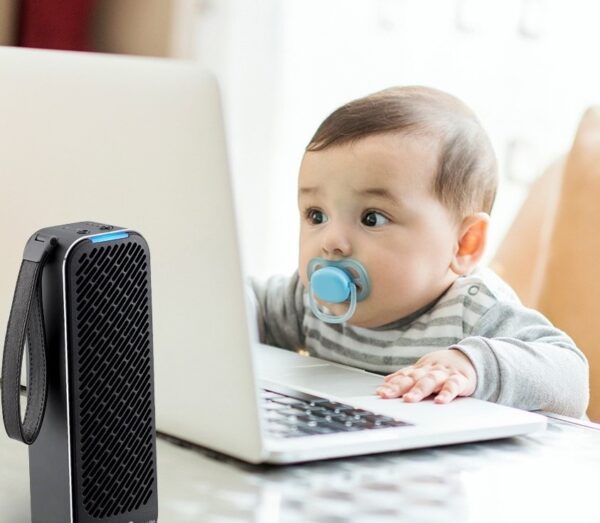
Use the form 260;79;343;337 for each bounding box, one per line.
1;222;158;523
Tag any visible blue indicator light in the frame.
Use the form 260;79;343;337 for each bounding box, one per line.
90;231;129;243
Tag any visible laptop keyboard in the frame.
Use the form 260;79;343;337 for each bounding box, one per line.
261;389;411;439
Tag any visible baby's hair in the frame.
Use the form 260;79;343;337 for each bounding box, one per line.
306;86;498;219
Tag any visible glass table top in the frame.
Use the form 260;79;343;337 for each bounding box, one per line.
1;415;598;523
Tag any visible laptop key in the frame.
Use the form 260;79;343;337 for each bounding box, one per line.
271;397;305;406
263;400;286;410
347;409;368;418
269;413;300;425
302;406;328;414
295;415;319;426
278;407;308;417
316;419;351;431
309;425;344;435
331;405;355;414
310;411;333;421
330;413;353;423
260;391;280;399
307;399;331;407
330;420;364;431
380;419;411;427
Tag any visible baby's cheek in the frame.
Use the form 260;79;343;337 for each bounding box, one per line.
371;268;410;298
298;268;309;289
297;253;310;287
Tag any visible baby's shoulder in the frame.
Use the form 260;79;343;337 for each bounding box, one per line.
446;266;520;304
435;267;521;332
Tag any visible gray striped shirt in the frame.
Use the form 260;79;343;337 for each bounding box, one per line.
251;267;589;418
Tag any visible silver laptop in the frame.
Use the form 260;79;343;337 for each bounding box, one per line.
0;47;546;465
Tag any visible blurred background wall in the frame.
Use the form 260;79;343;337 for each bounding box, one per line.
0;0;17;45
3;0;600;283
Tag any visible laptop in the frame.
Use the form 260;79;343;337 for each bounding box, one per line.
0;47;546;464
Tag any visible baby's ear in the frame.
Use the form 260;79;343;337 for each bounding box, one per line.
450;212;490;275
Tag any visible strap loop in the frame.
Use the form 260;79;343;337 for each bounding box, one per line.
2;235;56;444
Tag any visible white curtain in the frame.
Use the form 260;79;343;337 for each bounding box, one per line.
193;0;600;279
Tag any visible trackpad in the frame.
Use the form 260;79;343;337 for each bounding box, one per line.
261;365;383;398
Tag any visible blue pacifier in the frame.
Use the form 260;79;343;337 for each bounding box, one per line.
307;257;371;324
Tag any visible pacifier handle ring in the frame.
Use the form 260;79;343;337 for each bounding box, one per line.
308;283;357;324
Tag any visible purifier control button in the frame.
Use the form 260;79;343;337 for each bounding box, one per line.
77;229;90;234
99;225;113;231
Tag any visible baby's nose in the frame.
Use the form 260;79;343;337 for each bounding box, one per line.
321;227;352;257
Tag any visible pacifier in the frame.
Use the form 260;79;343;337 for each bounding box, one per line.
307;257;371;324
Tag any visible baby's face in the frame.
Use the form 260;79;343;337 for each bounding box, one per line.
298;133;461;328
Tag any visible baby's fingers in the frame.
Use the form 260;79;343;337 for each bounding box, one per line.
402;370;449;402
378;367;429;398
383;366;416;382
434;373;469;404
376;374;415;399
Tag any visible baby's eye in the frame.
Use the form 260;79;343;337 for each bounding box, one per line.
306;208;328;225
362;211;389;227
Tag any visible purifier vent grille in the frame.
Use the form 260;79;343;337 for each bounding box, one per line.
73;240;154;519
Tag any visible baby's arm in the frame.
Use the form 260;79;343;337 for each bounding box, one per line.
447;301;589;417
249;272;306;350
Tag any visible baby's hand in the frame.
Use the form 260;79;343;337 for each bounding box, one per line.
375;349;477;404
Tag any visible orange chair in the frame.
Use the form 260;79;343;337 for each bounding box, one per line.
491;107;600;420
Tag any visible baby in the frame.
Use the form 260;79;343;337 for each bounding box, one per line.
252;86;589;418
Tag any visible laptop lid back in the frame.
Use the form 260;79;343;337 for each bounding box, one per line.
0;47;265;463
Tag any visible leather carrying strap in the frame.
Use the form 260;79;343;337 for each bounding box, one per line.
2;235;57;444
